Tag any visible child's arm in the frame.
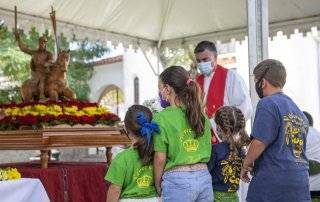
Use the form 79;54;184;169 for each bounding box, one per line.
154;152;166;196
240;138;266;183
106;184;121;202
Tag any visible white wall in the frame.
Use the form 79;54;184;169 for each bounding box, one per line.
234;33;320;130
89;61;124;102
270;33;320;130
89;50;161;120
123;50;160;117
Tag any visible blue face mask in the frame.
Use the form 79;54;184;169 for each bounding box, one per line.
197;61;213;76
158;91;170;108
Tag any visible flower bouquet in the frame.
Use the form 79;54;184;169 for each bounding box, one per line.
0;100;120;130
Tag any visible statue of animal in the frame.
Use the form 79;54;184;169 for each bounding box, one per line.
45;49;76;100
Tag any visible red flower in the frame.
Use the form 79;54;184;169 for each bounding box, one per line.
80;115;95;124
16;115;38;125
41;115;53;122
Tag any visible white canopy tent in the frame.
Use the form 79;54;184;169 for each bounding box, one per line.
0;0;319;51
1;0;320;119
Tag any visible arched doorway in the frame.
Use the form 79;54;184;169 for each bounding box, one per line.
99;85;124;116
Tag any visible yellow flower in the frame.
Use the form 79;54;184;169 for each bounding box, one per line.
99;106;109;113
7;168;21;180
64;106;78;115
34;104;47;111
5;107;20;116
0;168;21;181
74;111;85;116
0;170;8;181
82;107;102;115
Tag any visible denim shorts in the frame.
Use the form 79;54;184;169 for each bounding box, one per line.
161;169;213;202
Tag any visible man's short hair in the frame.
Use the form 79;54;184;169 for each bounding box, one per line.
303;111;313;127
253;59;287;88
194;41;217;54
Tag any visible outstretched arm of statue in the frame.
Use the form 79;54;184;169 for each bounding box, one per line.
15;31;35;55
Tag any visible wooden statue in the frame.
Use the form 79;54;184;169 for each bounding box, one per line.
45;50;76;100
15;5;53;102
16;33;54;102
15;6;75;102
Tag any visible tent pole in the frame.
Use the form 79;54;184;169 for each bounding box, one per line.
247;0;269;122
139;44;158;76
157;0;174;48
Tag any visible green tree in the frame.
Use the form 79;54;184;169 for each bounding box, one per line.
160;45;196;70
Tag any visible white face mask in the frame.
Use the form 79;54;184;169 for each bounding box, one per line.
197;61;212;76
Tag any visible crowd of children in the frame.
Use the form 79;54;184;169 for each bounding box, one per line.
105;59;311;202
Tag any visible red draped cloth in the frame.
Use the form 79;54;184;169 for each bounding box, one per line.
196;65;228;144
0;162;108;202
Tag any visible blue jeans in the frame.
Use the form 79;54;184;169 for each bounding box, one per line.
161;170;213;202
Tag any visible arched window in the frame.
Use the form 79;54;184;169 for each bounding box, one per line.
99;85;124;116
134;77;139;104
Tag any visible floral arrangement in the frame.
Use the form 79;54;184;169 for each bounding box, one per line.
0;168;21;181
0;100;120;130
142;97;162;114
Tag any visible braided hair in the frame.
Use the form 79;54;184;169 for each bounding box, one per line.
215;106;250;159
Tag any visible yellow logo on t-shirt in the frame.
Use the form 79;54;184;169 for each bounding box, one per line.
283;113;308;159
180;128;199;152
136;175;152;188
183;139;199;152
220;156;242;192
133;165;153;188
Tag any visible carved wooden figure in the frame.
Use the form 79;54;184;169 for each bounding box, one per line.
45;49;76;100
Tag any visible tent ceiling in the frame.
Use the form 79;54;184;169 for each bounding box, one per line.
0;0;320;50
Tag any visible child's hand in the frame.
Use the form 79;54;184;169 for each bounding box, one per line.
240;162;253;183
156;184;162;196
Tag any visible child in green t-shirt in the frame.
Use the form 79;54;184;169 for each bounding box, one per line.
105;105;160;202
207;106;250;202
153;66;213;201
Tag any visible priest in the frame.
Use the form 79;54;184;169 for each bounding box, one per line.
194;41;253;144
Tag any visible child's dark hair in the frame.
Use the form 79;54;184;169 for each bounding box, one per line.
124;105;154;165
160;66;205;136
215;106;251;158
253;59;287;88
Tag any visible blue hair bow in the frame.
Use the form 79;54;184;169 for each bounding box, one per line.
136;112;160;144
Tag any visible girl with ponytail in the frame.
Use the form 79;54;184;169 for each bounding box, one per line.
105;105;160;202
153;66;213;201
208;106;250;202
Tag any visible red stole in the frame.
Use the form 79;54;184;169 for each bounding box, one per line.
196;65;228;118
196;65;228;144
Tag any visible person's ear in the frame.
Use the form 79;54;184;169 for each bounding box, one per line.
166;85;175;96
261;78;267;88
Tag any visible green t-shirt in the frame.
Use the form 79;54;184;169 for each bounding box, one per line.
152;106;212;171
105;148;157;199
